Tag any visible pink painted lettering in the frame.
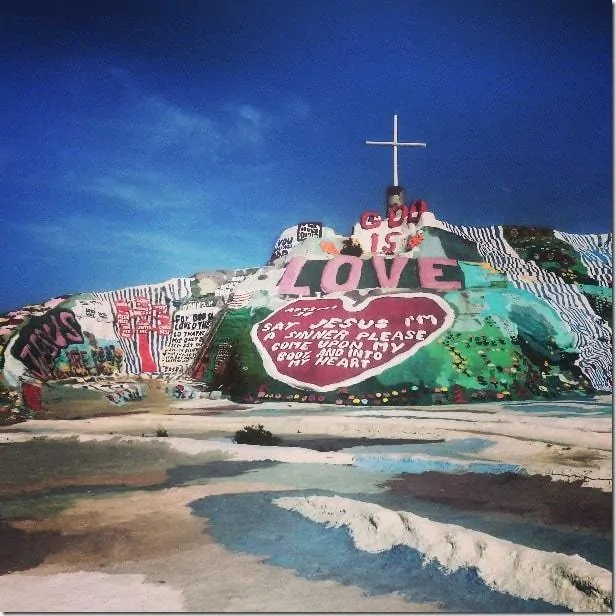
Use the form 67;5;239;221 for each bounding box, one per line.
321;256;363;294
57;311;84;343
277;257;310;296
419;257;462;290
372;256;409;288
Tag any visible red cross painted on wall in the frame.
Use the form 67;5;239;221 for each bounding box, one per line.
114;297;171;373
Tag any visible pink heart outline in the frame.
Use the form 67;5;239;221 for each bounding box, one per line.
251;292;455;392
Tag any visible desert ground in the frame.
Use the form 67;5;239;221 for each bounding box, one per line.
0;382;612;612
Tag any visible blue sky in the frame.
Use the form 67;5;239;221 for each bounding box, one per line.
0;0;612;311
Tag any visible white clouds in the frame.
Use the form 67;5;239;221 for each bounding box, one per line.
13;215;202;267
9;210;266;288
231;103;271;144
109;80;310;161
128;95;224;155
64;72;311;217
82;169;213;212
5;65;312;300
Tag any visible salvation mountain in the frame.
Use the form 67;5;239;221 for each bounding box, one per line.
0;200;612;411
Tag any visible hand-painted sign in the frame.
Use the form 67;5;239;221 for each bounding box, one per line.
251;293;454;391
297;222;323;241
352;202;430;254
91;277;192;375
114;297;172;373
161;303;219;372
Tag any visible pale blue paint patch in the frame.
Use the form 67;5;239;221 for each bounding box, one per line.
207;461;389;494
504;400;613;417
345;436;494;457
345;437;526;475
458;261;507;288
352;455;526;476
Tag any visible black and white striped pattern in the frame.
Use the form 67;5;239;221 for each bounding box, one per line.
515;281;612;391
440;222;613;391
227;290;254;309
554;231;613;287
93;278;192;374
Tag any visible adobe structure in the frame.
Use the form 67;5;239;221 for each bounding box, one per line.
0;117;612;411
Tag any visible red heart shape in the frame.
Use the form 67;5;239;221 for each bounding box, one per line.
251;293;454;391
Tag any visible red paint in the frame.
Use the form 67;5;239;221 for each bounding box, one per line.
359;200;429;231
360;211;383;230
116;301;133;337
114;297;172;373
387;204;408;228
383;231;402;254
411;199;429;215
136;334;156;372
133;296;156;373
22;382;42;412
407;234;424;250
252;294;454;391
370;233;379;253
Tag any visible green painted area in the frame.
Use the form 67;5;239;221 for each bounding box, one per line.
425;227;483;261
502;226;594;285
458;261;508;288
195;221;612;403
202;307;272;398
414;228;447;258
0;219;611;408
374;287;579;400
198;284;593;405
579;284;612;323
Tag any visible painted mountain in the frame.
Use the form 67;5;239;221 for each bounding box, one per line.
0;201;612;409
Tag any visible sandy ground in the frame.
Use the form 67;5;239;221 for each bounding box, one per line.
0;390;612;612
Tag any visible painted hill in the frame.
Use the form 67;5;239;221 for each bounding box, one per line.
0;199;612;414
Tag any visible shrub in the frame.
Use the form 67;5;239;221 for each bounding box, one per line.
156;427;169;437
233;424;281;446
340;237;363;256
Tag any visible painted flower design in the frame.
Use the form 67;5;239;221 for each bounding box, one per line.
406;233;424;250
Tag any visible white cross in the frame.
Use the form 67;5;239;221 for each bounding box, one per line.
365;114;427;187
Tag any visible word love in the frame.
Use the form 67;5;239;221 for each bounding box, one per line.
251;294;454;391
278;255;462;295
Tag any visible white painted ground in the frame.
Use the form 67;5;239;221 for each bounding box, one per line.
275;494;612;612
